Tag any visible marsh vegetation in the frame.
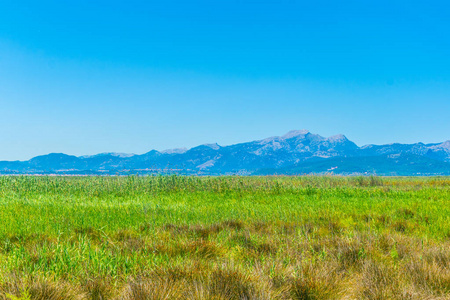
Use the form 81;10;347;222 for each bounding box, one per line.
0;176;449;299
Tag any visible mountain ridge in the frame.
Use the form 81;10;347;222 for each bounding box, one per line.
1;130;449;175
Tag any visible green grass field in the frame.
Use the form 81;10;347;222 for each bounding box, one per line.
0;176;449;299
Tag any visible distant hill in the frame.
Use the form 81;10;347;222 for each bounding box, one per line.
1;130;449;175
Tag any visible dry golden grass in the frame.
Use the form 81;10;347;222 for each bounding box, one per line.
2;228;449;299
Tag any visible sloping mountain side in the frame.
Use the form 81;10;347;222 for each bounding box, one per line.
0;130;449;175
254;154;450;176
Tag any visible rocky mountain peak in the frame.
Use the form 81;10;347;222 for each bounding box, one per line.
161;148;188;154
200;143;221;150
327;134;348;142
281;130;310;139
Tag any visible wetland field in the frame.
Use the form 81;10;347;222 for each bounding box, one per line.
0;175;449;299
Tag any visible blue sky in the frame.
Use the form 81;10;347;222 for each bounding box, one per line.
0;0;449;160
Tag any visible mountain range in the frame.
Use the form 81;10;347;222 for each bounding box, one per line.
1;130;450;176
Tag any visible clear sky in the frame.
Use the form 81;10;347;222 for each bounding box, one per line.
0;0;449;161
